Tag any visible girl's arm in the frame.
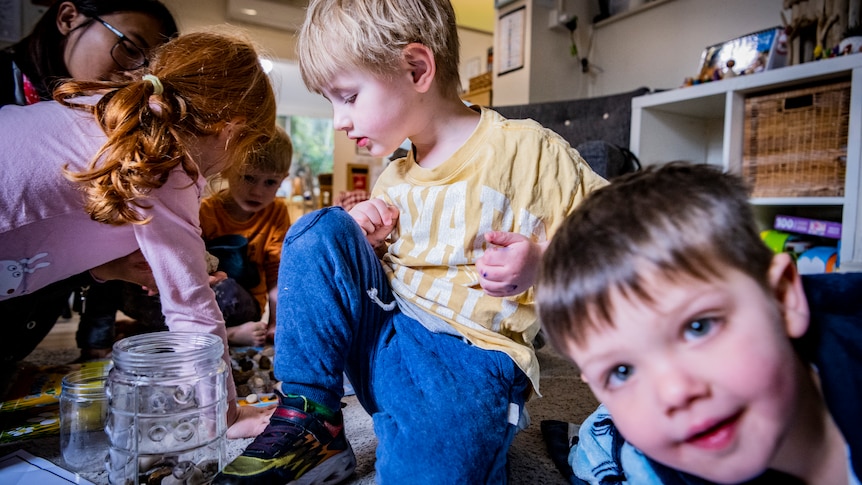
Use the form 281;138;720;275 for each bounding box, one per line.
134;169;271;437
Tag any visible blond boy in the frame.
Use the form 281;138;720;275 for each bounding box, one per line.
215;0;605;483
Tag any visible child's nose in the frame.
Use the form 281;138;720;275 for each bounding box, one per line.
653;364;708;413
332;108;350;132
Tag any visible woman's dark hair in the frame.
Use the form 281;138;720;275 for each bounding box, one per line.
10;0;178;99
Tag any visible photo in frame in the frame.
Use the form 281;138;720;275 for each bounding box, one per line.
695;27;787;83
347;163;369;191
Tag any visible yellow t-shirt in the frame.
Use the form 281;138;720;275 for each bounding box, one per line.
199;194;291;311
372;107;608;395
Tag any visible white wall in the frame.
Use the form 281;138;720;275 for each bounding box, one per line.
267;59;331;118
161;0;299;60
459;28;494;93
494;0;786;105
528;0;592;102
493;1;532;106
586;0;784;96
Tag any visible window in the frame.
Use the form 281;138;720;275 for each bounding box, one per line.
281;115;334;177
277;115;334;200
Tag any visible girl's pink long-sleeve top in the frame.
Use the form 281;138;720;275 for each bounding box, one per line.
0;97;237;403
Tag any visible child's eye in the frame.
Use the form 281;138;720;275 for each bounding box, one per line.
344;94;357;104
243;175;256;184
606;364;634;388
683;317;718;341
264;179;280;187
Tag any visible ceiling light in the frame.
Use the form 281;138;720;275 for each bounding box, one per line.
259;58;273;74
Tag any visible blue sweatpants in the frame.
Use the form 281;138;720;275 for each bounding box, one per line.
274;207;529;484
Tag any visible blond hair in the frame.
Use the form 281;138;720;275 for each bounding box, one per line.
298;0;461;97
58;30;276;225
242;125;293;176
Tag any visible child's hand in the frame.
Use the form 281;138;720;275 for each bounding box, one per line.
226;401;276;439
349;199;399;247
476;231;546;297
226;321;268;347
208;271;228;286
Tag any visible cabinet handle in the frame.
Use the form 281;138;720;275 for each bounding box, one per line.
784;93;813;110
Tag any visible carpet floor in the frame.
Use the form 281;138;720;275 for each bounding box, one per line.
0;322;599;484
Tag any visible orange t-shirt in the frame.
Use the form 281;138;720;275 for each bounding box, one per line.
199;194;291;311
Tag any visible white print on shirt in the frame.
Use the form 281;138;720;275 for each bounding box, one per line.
385;181;547;327
2;253;50;297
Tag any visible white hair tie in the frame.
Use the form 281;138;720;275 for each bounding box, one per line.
142;74;164;95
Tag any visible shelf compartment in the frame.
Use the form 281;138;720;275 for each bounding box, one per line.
743;80;851;198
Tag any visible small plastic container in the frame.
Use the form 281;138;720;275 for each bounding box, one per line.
105;332;228;485
60;365;110;473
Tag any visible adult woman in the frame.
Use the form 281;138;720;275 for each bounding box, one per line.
1;0;178;106
0;0;180;360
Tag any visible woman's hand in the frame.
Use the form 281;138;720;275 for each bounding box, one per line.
90;249;158;295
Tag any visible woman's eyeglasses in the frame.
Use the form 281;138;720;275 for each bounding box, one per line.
93;17;148;71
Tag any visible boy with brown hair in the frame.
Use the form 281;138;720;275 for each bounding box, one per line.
214;0;606;483
537;162;862;484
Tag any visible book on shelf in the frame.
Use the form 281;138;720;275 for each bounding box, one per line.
773;215;842;240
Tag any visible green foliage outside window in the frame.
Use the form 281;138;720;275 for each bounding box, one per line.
287;116;334;176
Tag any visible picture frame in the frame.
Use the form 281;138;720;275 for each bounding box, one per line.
497;6;526;76
695;27;787;83
347;163;369;191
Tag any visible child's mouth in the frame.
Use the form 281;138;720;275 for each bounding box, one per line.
685;412;741;450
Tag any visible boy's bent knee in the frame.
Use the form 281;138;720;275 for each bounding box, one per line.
285;206;356;243
285;207;362;247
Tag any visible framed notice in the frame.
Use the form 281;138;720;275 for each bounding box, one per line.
347;163;369;191
497;6;525;76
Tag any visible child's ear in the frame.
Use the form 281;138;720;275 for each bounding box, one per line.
56;1;85;36
767;252;810;338
402;43;435;94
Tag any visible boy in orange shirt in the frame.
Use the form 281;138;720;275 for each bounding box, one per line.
200;126;293;346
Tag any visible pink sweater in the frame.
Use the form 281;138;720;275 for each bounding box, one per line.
0;98;236;402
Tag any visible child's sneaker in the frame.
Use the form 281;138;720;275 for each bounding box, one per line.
213;393;356;485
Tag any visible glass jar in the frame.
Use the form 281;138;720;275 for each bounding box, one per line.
60;365;110;473
105;332;228;485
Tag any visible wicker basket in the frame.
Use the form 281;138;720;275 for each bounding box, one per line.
743;80;850;198
468;72;492;92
